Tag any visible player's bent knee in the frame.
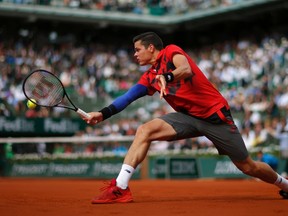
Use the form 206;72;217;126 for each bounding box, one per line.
238;163;259;176
240;167;254;176
135;124;153;141
233;156;261;176
135;121;165;142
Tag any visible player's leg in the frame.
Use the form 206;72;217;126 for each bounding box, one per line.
232;156;288;199
198;109;288;199
232;156;279;183
116;118;176;189
123;118;176;168
91;117;177;204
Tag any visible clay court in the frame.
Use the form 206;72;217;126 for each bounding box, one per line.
0;178;287;216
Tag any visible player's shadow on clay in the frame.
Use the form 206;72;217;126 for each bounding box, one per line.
136;195;279;203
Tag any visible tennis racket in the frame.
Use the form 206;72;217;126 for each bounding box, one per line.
22;69;90;118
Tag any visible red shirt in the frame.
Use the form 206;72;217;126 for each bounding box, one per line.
138;44;229;119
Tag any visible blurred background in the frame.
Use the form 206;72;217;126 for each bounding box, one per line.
0;0;288;179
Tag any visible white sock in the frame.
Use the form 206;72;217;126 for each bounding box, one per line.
116;164;135;189
274;173;288;191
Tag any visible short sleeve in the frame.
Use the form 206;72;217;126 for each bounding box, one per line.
138;72;157;96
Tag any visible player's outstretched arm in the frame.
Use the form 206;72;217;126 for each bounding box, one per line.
82;84;147;125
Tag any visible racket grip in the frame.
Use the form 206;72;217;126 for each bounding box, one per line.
76;108;90;118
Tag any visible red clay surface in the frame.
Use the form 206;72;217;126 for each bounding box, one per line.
0;178;287;216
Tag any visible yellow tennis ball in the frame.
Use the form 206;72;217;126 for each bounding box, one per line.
27;99;37;109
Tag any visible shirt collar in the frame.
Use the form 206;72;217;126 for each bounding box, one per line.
151;49;164;73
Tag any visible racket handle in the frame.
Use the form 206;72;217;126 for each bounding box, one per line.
76;108;90;118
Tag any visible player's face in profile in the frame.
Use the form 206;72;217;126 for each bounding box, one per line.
134;40;153;66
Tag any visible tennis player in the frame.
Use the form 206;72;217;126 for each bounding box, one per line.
82;32;288;203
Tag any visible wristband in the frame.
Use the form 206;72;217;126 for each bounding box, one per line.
163;72;174;83
99;104;117;120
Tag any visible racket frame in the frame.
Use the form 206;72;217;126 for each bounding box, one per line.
23;69;90;118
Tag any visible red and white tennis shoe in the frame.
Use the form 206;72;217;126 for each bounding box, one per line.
91;179;133;204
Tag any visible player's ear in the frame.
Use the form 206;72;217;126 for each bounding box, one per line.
148;44;155;52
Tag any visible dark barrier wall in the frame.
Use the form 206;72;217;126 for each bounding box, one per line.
148;156;287;179
4;155;286;179
3;157;141;179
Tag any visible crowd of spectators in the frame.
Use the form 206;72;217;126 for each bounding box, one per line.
1;0;253;15
1;25;288;156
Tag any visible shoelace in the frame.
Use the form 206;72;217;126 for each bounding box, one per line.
99;179;116;192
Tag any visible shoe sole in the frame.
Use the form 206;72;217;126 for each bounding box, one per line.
91;197;133;204
279;190;288;199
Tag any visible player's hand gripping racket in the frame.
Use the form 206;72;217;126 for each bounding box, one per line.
22;69;90;118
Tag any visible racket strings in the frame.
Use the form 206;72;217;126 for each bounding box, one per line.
24;71;64;106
